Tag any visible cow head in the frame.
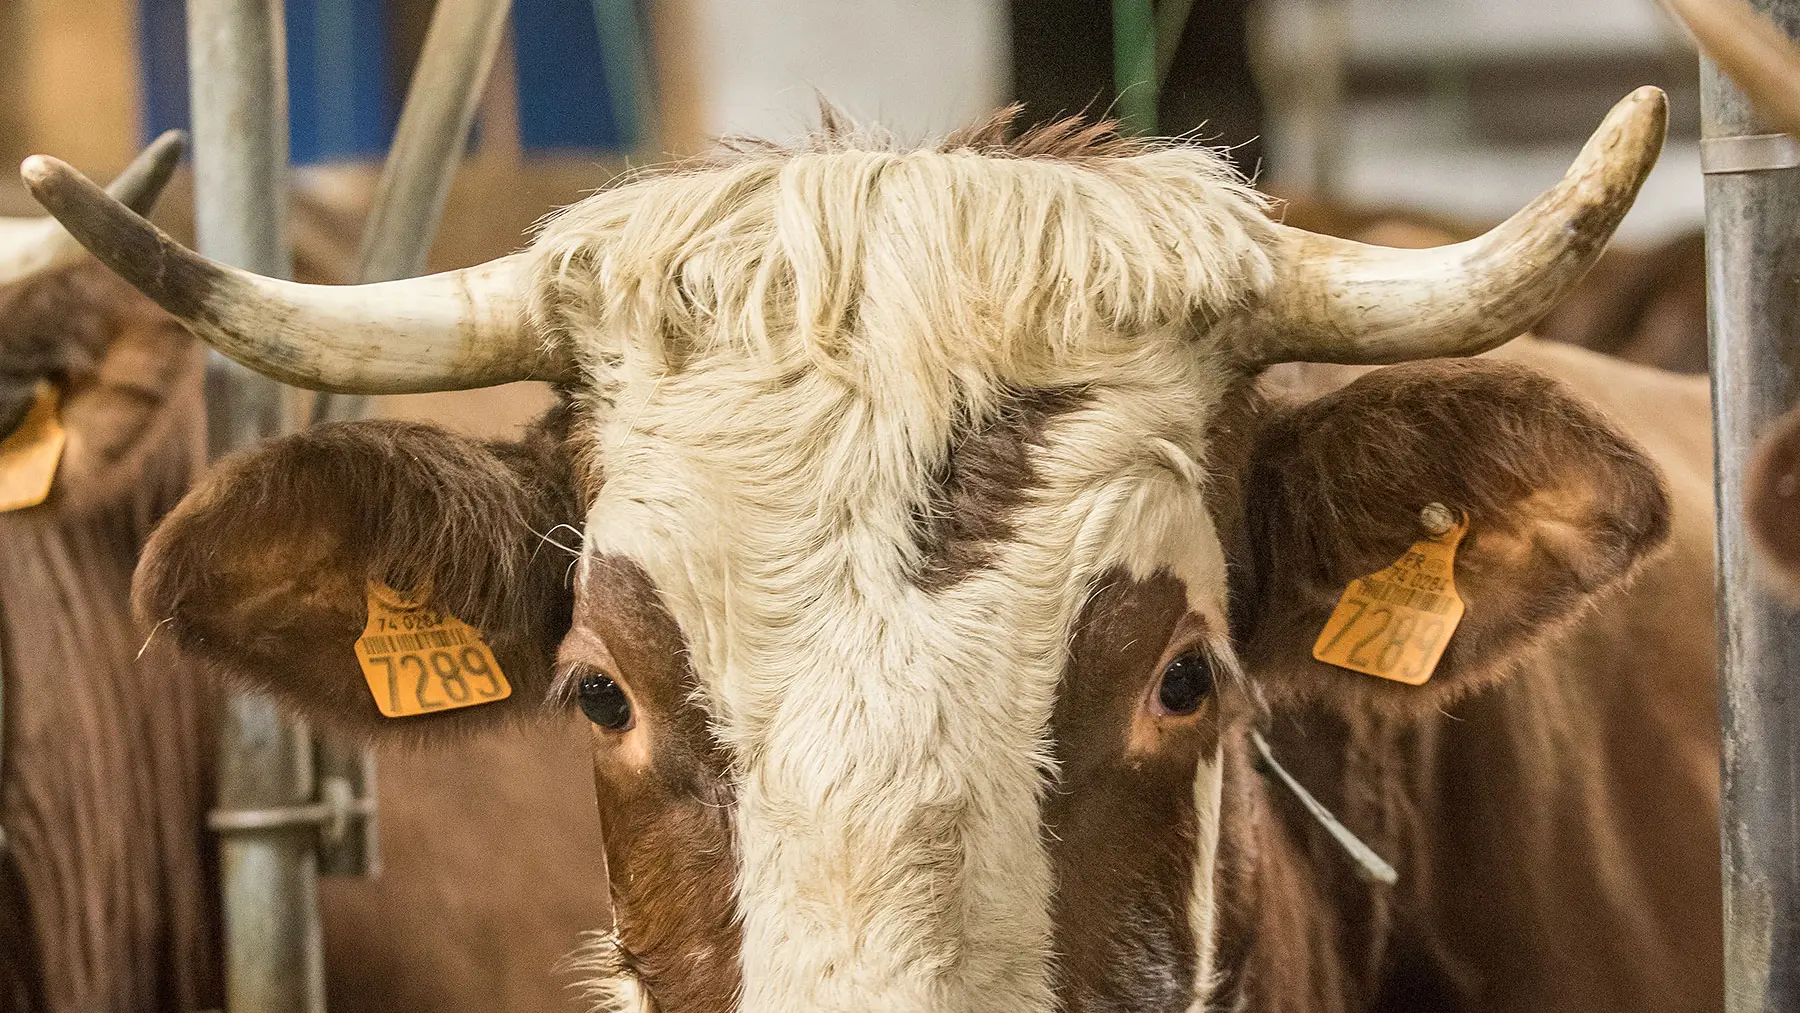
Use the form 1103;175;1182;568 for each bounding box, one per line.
0;131;196;511
28;92;1670;1012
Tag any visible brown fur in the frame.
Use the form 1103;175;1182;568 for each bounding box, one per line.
0;265;218;1013
4;263;606;1013
130;346;1715;1012
1237;357;1672;718
1213;342;1720;1012
133;408;586;739
910;386;1090;591
1046;569;1222;1013
559;556;741;1013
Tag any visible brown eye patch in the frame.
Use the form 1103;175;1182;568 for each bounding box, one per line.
563;556;740;1012
1044;568;1224;1012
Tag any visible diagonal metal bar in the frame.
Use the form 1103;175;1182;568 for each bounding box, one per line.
310;0;513;428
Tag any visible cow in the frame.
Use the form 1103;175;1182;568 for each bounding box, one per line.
0;144;603;1013
0;132;217;1013
23;85;1722;1012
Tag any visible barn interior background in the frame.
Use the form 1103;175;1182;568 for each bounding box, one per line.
0;0;1730;1010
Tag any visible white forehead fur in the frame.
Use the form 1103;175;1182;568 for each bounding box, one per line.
528;126;1271;1012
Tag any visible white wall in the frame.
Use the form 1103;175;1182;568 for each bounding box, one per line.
1259;0;1704;242
678;0;1010;143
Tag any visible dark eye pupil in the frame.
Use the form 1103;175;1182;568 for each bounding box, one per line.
578;672;632;729
1158;653;1213;715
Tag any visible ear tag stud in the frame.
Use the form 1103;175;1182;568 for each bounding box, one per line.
355;581;512;717
1312;503;1468;685
0;382;66;512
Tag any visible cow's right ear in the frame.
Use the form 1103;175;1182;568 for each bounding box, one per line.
134;405;585;739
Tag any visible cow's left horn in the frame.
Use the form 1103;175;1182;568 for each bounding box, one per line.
1238;86;1667;367
0;130;185;287
21;154;569;394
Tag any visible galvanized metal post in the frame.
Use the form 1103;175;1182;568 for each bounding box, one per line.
186;2;325;1012
310;0;511;426
308;0;514;879
1703;0;1800;1005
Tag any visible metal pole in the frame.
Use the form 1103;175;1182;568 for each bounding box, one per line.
311;0;512;426
1704;0;1800;1004
307;0;513;878
186;3;325;1013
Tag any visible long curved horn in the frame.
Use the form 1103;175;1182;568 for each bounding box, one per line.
1662;0;1800;137
21;155;570;394
1238;86;1667;367
0;130;185;286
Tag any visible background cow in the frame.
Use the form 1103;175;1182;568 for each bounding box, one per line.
0;134;216;1013
0;146;604;1013
26;87;1721;1012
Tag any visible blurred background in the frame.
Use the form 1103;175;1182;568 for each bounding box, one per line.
0;0;1717;407
0;6;1715;1007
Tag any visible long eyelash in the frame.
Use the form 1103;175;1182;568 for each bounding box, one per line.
1204;633;1246;688
545;660;590;712
558;931;652;1013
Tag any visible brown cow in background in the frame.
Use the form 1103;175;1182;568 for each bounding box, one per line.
0;141;605;1013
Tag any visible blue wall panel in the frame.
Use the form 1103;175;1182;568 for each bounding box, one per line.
139;0;638;162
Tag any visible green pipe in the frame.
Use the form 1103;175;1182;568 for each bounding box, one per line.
1155;0;1196;89
1112;0;1158;134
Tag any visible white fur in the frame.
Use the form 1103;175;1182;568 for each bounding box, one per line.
531;127;1273;1012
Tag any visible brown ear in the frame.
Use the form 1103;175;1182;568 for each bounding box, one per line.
1235;358;1671;718
1747;404;1800;601
133;405;584;739
1;263;205;516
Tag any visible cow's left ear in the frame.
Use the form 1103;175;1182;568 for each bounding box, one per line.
1233;357;1671;717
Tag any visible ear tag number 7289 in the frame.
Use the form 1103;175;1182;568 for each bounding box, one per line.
1312;508;1468;685
355;582;512;717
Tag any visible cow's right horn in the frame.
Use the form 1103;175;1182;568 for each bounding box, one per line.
0;130;185;287
21;153;567;394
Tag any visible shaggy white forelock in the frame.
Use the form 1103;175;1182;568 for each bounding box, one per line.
531;123;1268;1012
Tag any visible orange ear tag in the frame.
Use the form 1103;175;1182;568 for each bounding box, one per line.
355;582;512;717
0;382;66;512
1312;505;1468;685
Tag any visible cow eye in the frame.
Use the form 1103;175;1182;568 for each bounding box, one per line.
578;671;633;730
1157;652;1214;715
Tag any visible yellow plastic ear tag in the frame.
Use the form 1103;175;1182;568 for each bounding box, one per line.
0;382;66;512
1312;505;1467;685
355;582;512;717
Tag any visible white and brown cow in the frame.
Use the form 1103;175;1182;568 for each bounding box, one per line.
23;87;1720;1011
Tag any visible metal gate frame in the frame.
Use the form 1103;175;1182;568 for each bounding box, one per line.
187;2;509;1009
1702;0;1800;1001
